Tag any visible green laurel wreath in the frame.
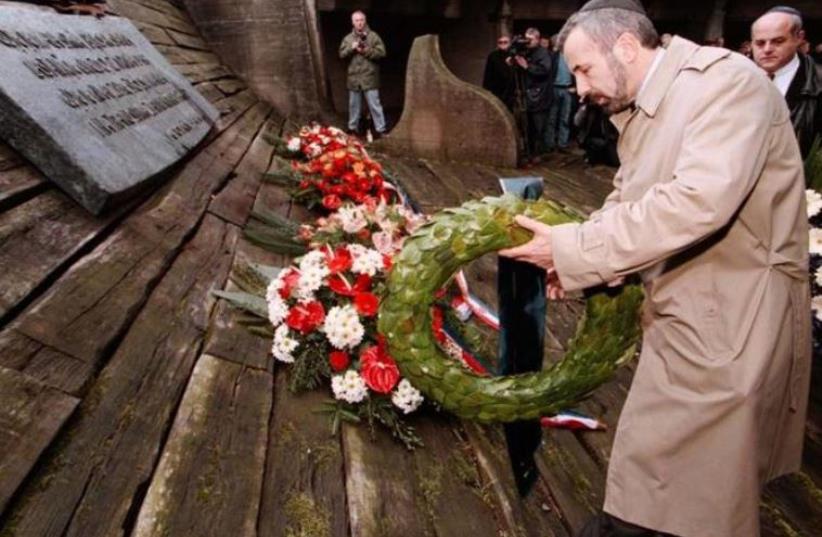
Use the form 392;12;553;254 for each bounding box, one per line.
378;195;644;423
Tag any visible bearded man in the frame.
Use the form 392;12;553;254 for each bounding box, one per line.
500;1;811;536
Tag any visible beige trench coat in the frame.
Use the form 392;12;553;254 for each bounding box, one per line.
552;37;811;537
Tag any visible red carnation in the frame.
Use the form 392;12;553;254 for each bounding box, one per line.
279;268;301;299
329;351;350;372
326;246;352;273
353;292;379;317
285;301;325;334
382;254;393;270
322;194;342;210
353;274;372;292
360;345;400;393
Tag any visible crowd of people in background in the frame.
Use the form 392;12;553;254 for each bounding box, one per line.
482;4;822;172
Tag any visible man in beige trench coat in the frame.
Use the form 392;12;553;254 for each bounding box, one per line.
500;1;812;536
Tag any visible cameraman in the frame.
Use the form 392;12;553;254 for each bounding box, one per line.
339;10;387;138
507;27;555;161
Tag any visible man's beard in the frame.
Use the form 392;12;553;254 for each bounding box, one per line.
596;53;633;115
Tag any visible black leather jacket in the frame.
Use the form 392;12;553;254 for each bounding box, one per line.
522;46;555;112
786;53;822;158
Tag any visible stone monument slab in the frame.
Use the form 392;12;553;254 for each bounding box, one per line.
0;5;219;214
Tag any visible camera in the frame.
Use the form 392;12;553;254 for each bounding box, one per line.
507;35;530;58
356;32;368;49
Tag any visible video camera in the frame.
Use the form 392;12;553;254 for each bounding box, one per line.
356;32;368;49
507;35;530;58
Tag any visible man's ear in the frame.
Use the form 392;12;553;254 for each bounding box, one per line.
613;32;640;64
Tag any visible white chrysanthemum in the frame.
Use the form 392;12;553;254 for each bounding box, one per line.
331;370;368;403
307;143;322;158
812;295;822;322
271;325;299;363
295;264;328;302
810;228;822;256
322;305;365;349
267;294;288;327
328;126;344;136
337;205;368;233
351;247;385;276
299;250;326;270
266;274;284;303
815;266;822;287
287;137;301;152
807;189;822;219
391;379;424;414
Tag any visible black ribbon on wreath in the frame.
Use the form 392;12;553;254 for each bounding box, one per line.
498;177;546;496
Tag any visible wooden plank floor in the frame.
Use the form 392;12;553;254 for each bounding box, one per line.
0;1;820;536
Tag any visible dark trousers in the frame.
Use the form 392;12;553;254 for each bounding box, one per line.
527;109;550;157
578;513;676;537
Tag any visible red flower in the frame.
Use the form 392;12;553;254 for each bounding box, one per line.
354;292;379;317
360;345;400;393
356;228;371;242
329;351;350;372
322;194;342;210
382;254;393;270
326;246;352;273
329;273;372;297
279;268;301;299
357;177;373;193
285;301;325;334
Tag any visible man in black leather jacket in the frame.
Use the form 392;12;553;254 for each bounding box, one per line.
752;6;821;162
509;27;555;161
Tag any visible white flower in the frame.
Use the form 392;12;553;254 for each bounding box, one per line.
272;325;299;363
810;228;822;256
287;137;301;152
307;143;322;158
812;295;822;322
815;266;822;287
331;370;368;403
295;264;328;302
391;379;424;414
807;189;822;219
328;126;344;136
322;305;365;349
267;294;288;327
350;246;385;276
337;205;368;233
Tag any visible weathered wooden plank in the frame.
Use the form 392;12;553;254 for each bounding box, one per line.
763;474;822;537
215;78;247;96
133;21;175;46
0;191;122;322
133;354;272;537
196;81;227;104
0;366;79;515
0;142;22;172
178;63;234;84
0;214;238;537
0;166;46;212
12;103;268;368
155;44;221;65
258;369;348;537
342;423;430;537
380;156;457;212
411;416;505;537
208;115;278;226
466;423;571;537
166;28;210;50
107;0;198;34
534;431;605;534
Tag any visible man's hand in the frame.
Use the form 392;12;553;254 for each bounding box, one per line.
546;268;566;301
499;215;554;270
515;55;528;69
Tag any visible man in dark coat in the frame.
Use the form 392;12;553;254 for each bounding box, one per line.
339;10;387;137
752;6;821;161
509;27;555;160
483;34;515;110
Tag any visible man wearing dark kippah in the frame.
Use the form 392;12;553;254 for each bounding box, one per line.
500;0;810;536
752;6;821;161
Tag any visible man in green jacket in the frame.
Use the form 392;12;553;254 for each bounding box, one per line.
339;11;387;137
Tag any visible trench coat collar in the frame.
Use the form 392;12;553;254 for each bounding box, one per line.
610;36;730;133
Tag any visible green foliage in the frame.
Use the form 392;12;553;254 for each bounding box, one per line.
378;195;644;423
211;290;267;318
360;396;424;450
288;343;333;393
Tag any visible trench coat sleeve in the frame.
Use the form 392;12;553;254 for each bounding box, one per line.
363;32;386;61
526;49;552;80
339;34;355;59
552;67;774;291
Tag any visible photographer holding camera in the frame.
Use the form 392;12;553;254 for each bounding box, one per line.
507;27;555;162
339;10;387;138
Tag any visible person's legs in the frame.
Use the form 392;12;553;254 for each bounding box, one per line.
530;110;550;156
364;89;387;133
557;89;574;148
577;513;675;537
348;90;363;132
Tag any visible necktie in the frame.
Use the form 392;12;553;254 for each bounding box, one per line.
768;72;775;80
